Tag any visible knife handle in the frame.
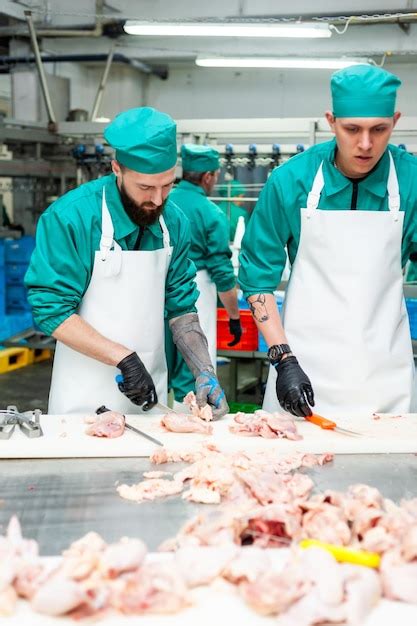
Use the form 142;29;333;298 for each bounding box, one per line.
305;413;336;430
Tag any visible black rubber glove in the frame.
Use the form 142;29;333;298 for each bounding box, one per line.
275;355;314;417
117;352;157;411
228;318;242;347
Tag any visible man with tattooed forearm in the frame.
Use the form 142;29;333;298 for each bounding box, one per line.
239;65;416;419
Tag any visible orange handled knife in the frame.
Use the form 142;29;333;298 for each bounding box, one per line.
305;413;362;437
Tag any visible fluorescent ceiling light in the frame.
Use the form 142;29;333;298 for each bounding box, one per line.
196;57;370;69
123;21;331;39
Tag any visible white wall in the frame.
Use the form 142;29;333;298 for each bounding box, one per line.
48;62;145;119
144;62;417;120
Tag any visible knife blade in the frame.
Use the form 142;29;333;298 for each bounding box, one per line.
124;422;164;446
95;405;164;446
155;401;179;415
305;413;362;437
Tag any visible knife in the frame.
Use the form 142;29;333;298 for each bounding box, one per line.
115;375;179;415
305;413;362;437
95;405;164;446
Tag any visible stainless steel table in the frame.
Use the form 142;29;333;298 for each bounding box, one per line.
1;454;416;555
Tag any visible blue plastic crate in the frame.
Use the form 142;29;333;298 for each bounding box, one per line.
4;236;35;264
406;298;417;340
237;289;250;310
5;263;28;285
6;284;31;312
0;271;5;316
0;240;4;267
0;312;33;342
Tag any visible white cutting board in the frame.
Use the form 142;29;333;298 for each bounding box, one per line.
1;413;417;458
5;551;417;626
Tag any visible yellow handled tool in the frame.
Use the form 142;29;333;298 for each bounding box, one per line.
299;539;380;569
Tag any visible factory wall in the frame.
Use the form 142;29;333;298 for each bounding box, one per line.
143;63;417;120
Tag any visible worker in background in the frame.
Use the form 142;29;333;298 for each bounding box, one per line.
25;108;229;418
166;144;241;406
239;64;417;418
218;179;249;241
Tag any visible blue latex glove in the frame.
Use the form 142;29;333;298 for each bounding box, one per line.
195;368;229;420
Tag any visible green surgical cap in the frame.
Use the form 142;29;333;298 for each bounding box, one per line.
331;64;401;118
104;107;177;174
181;144;220;172
218;180;246;197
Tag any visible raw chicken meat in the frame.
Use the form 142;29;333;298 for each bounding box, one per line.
223;546;272;584
174;544;238;586
161;412;213;435
117;478;184;502
109;563;188;614
85;411;125;438
184;390;213;421
229;410;302;440
301;503;351;545
31;576;89;616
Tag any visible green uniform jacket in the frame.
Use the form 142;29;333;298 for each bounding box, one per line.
165;179;235;401
239;139;417;298
25;174;198;335
218;200;249;242
169;180;236;292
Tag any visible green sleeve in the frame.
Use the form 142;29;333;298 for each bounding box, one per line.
165;214;198;320
25;208;91;335
238;174;290;298
205;207;236;292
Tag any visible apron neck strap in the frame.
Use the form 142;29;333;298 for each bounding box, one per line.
159;215;171;248
100;188;115;253
306;162;324;210
387;151;400;212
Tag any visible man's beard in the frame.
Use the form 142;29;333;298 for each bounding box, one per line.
119;181;164;227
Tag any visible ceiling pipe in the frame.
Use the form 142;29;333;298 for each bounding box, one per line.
0;53;168;79
0;0;105;37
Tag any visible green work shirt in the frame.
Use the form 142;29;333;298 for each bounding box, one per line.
218;200;249;241
239;139;417;298
25;174;198;335
169;180;236;292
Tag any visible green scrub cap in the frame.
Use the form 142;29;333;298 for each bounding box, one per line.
218;180;246;197
181;144;220;172
104;107;177;174
331;64;401;118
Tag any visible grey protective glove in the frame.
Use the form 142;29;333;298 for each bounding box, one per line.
169;313;229;419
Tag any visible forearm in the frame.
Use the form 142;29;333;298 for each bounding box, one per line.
218;288;240;319
247;293;288;347
52;314;132;366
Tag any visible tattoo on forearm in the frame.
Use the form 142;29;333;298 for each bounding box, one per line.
248;294;269;323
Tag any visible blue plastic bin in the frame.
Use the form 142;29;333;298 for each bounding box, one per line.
0;268;5;316
0;312;33;342
406;298;417;340
4;236;35;264
0;240;4;267
6;284;31;312
6;263;28;285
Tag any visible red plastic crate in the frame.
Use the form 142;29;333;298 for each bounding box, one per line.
217;309;258;351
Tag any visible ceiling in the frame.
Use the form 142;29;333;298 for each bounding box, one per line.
1;1;417;67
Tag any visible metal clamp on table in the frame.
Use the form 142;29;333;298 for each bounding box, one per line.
0;406;43;439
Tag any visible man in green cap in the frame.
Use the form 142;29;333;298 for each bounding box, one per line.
218;179;249;241
25;107;229;418
240;64;417;418
166;143;241;405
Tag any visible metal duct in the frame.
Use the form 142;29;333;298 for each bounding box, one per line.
0;53;168;79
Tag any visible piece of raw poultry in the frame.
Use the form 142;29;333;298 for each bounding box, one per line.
1;0;417;623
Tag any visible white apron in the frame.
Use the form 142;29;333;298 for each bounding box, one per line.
195;269;217;371
48;189;172;414
263;152;414;417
